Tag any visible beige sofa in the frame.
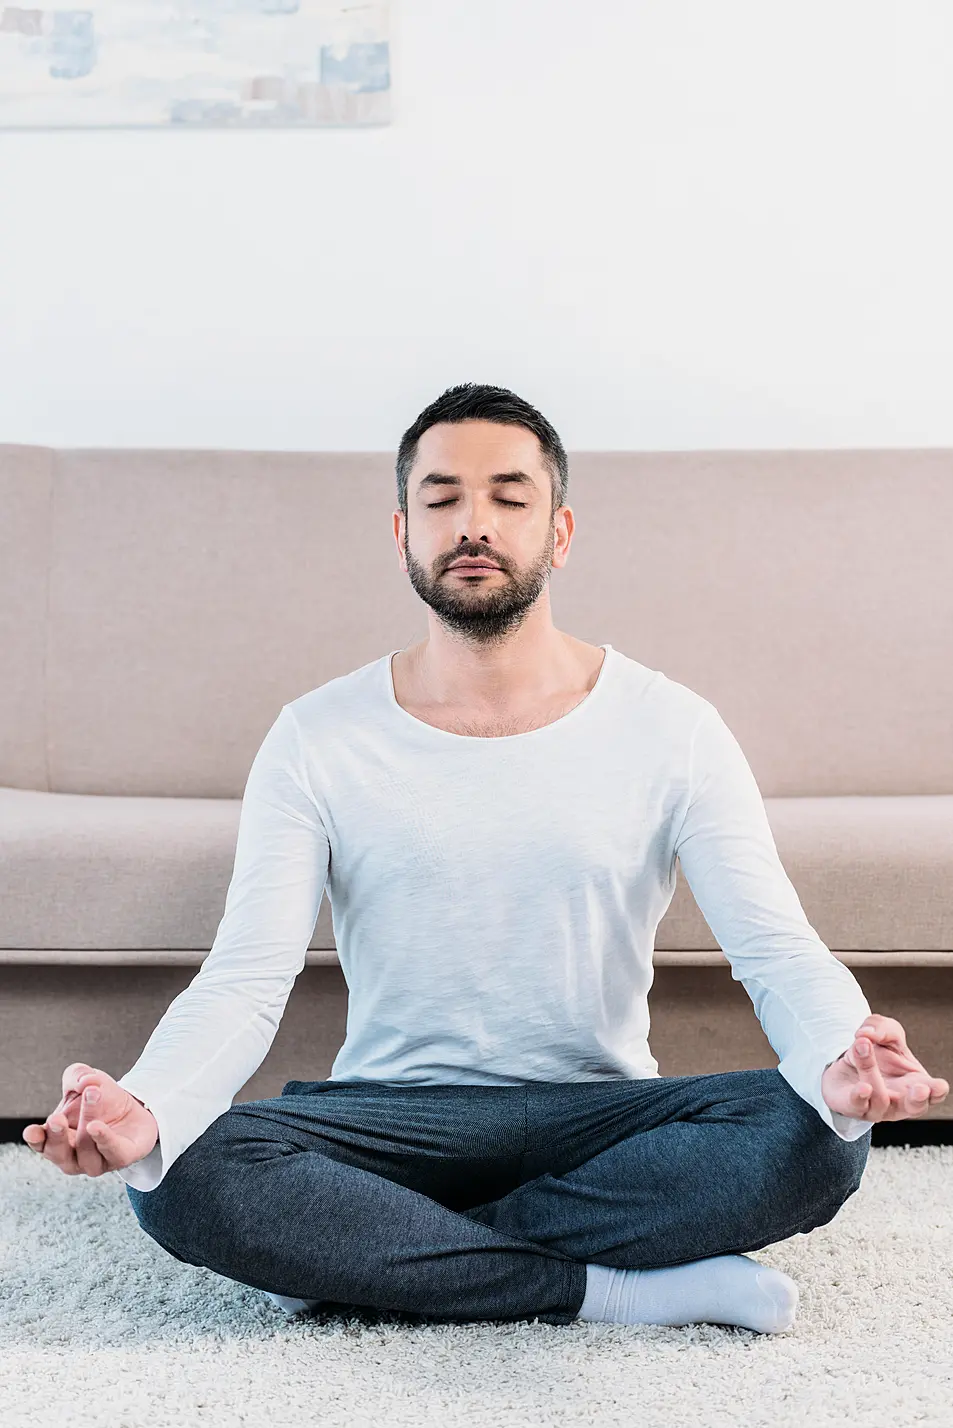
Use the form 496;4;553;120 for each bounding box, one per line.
2;444;951;1127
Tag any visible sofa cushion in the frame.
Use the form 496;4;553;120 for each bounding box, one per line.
2;785;951;955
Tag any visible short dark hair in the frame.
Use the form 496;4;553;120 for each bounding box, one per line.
396;383;569;520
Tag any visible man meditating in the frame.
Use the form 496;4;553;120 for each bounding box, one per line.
25;383;949;1334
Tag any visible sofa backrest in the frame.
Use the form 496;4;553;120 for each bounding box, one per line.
2;444;951;797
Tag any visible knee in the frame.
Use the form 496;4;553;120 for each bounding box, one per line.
785;1115;872;1230
831;1125;871;1192
811;1127;870;1202
763;1082;870;1226
126;1182;193;1263
773;1072;871;1194
124;1122;234;1256
126;1180;165;1236
125;1109;286;1262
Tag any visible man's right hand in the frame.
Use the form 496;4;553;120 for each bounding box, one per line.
22;1063;159;1177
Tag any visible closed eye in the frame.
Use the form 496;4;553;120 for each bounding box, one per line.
426;498;527;508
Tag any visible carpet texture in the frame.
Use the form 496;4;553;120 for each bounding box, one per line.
1;1143;950;1427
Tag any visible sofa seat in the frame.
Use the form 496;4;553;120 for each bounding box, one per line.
3;783;952;961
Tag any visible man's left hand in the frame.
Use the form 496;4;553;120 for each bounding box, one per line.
820;1013;950;1123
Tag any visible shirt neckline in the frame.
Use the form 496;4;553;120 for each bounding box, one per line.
384;644;614;744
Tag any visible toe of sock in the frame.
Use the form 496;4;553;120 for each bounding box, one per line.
755;1270;799;1332
265;1291;323;1316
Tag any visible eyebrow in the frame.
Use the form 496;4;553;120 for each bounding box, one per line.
416;471;538;495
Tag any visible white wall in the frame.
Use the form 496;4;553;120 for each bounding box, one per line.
1;0;951;451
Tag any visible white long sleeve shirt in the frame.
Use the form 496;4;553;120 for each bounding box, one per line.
117;643;872;1192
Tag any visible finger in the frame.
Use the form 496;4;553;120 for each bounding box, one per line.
42;1112;81;1172
57;1065;93;1117
848;1083;875;1119
67;1073;98;1114
856;1025;902;1058
64;1062;94;1091
22;1068;99;1155
915;1078;949;1108
56;1074;99;1134
847;1085;872;1117
22;1124;46;1152
23;1073;99;1157
857;1018;911;1055
853;1036;891;1116
46;1085;82;1131
75;1085;109;1176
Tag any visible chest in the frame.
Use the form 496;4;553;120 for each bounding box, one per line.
402;694;590;739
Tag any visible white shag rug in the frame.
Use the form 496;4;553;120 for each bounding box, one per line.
1;1143;951;1428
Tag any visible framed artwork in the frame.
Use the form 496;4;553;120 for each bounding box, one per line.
0;0;391;128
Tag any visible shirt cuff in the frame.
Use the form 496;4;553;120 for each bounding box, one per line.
114;1138;165;1192
113;1075;169;1192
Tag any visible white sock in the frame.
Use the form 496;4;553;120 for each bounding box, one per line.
265;1291;323;1316
577;1254;799;1334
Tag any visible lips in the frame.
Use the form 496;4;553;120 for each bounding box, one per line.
448;560;500;571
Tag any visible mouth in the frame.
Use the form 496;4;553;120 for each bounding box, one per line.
447;562;501;572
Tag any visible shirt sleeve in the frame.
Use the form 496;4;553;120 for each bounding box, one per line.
115;703;331;1191
673;703;872;1142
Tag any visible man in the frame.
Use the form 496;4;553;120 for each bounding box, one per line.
24;383;949;1334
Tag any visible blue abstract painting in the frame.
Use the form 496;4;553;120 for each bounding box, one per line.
0;1;391;127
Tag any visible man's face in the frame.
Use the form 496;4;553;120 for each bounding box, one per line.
396;420;562;648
